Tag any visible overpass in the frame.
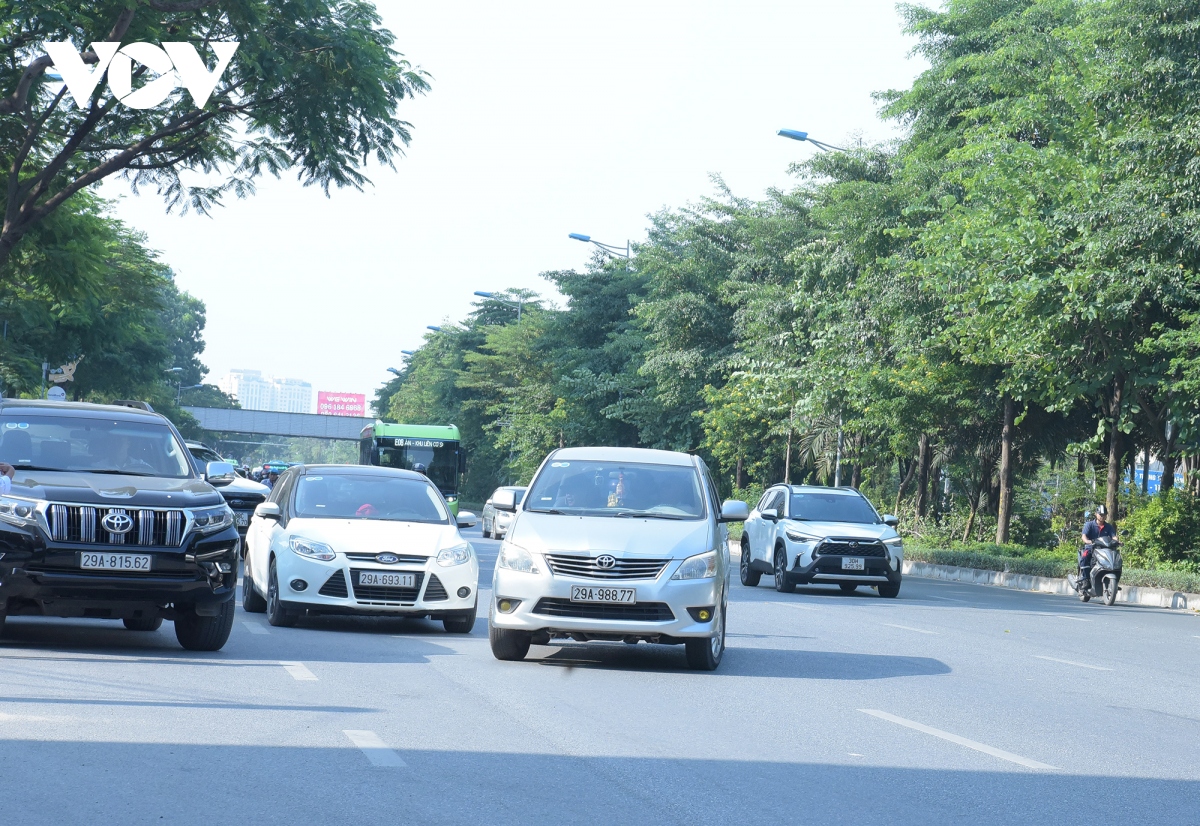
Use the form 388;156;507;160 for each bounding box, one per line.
183;407;374;441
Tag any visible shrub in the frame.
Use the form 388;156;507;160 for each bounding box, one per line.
1120;490;1200;568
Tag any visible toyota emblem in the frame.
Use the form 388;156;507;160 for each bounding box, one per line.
102;511;134;535
850;541;860;548
376;553;399;564
595;554;617;569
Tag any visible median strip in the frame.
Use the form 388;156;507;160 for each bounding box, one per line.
343;730;407;767
280;661;318;681
859;709;1058;771
1032;655;1112;672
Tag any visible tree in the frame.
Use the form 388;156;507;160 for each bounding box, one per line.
0;0;430;264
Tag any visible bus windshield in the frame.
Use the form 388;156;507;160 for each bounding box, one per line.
375;441;459;494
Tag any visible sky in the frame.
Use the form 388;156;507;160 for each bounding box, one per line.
101;0;926;406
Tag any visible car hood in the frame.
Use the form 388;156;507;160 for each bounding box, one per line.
783;520;897;541
219;476;270;497
10;471;222;508
509;512;712;559
284;518;462;556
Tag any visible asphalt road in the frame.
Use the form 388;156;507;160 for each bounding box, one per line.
1;526;1198;825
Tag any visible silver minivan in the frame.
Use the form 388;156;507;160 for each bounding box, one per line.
487;446;748;670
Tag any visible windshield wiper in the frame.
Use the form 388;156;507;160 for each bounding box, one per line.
614;510;689;520
88;469;156;477
10;464;62;472
528;508;569;515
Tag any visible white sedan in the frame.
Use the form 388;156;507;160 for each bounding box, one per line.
243;464;479;632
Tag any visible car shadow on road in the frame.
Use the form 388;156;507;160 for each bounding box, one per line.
530;643;950;679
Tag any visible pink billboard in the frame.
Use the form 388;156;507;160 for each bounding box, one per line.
317;391;366;417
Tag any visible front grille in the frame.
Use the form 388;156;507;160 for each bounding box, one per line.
350;569;424;603
815;539;886;558
345;553;428;564
223;494;265;510
531;598;675;622
47;505;185;547
423;574;448;601
318;569;349;598
545;554;670;581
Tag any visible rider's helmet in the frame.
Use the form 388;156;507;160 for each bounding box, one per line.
412;462;427;475
1095;504;1109;518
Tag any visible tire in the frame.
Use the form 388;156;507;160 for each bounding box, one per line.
685;602;726;671
878;580;901;599
0;613;7;638
489;623;531;661
266;558;299;628
444;605;477;634
482;520;492;539
242;559;267;613
840;583;858;594
123;616;163;631
173;599;235;651
739;539;761;587
1080;591;1091;603
1104;576;1118;606
774;547;795;593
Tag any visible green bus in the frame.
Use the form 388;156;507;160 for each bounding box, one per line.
359;422;467;513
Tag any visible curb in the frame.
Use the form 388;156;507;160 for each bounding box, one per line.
901;560;1200;611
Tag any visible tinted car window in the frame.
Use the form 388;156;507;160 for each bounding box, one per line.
0;413;191;478
189;445;223;464
789;492;880;524
527;460;705;519
293;474;448;523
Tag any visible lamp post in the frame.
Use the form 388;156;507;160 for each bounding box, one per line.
401;350;415;356
177;383;202;404
473;291;522;322
386;367;402;377
568;232;630;261
426;325;442;333
776;128;847;153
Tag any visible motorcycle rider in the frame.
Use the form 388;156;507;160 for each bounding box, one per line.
1077;504;1117;592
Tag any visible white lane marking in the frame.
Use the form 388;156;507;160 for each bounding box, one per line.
280;661;318;681
859;709;1059;771
1032;655;1112;672
766;601;819;611
882;623;938;635
1054;615;1091;622
926;595;969;603
343;730;406;767
241;621;269;635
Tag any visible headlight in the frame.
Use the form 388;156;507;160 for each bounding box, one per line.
191;504;234;534
437;542;472;567
289;536;336;561
445;495;458;503
785;527;821;543
883;537;903;546
497;541;539;574
671;550;718;580
0;495;40;528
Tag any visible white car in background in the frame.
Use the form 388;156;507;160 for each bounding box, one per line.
481;486;526;539
740;484;903;597
243;464;480;632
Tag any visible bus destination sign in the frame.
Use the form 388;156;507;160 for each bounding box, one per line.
392;438;445;448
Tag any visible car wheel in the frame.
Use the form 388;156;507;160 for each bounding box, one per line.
878;580;901;598
0;613;6;638
242;557;267;613
266;558;299;628
489;623;531;661
123;616;163;631
444;604;477;634
482;519;492;539
739;539;761;587
839;583;858;594
685;601;725;671
774;547;795;594
173;600;235;651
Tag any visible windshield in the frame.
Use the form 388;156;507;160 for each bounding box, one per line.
375;439;459;494
293;474;448;523
0;413;192;478
789;491;881;524
189;445;223;464
526;460;705;519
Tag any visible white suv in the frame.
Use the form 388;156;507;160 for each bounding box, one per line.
740;485;903;597
487;446;748;670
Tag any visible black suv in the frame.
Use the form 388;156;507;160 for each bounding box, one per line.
0;400;240;650
185;441;269;546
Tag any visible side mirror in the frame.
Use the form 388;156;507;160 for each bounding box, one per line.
254;502;281;520
492;488;517;512
883;514;899;528
205;461;237;487
485;499;493;507
719;500;750;523
456;510;478;528
760;508;779;522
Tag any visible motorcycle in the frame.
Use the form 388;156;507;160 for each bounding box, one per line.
1070;536;1122;606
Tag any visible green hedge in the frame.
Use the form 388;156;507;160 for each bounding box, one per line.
905;546;1200;594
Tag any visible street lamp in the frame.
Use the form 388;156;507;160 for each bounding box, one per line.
473;291;522;322
401;350;415;356
386;367;402;377
426;325;442;332
176;383;202;403
568;232;630;260
777;128;846;153
165;367;183;374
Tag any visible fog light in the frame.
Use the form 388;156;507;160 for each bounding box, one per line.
290;579;308;592
687;606;716;623
457;586;471;598
497;598;520;613
216;562;233;574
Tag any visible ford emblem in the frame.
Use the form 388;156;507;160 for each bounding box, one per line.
376;553;399;564
102;511;134;535
595;554;617;569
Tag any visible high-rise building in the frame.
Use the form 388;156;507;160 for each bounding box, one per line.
218;370;313;413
